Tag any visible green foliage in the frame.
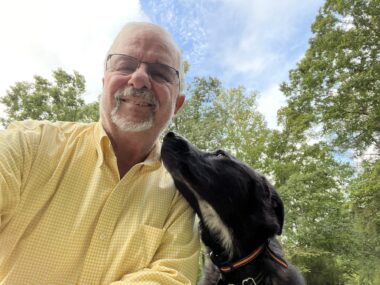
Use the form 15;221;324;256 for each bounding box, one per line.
347;160;380;285
170;76;270;170
265;129;356;283
279;0;380;156
277;0;380;282
350;161;380;242
0;69;99;125
170;77;223;150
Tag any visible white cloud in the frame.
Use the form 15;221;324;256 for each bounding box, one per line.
257;84;287;129
0;0;147;105
199;0;324;89
193;0;324;128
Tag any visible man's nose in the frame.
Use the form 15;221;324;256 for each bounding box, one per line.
127;64;152;89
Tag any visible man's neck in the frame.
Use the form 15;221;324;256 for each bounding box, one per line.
102;122;158;178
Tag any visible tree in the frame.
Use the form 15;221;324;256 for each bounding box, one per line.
279;0;380;156
265;129;356;284
170;76;223;150
0;69;99;126
277;1;380;282
347;160;380;285
170;76;270;170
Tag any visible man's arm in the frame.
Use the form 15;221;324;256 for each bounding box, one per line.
0;121;41;229
0;123;30;228
111;193;201;285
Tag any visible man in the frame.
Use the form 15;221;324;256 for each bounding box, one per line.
0;22;200;284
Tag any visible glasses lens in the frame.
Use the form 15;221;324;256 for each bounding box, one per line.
148;63;178;84
108;54;179;85
108;55;138;74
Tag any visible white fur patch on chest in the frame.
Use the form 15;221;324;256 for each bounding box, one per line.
181;178;234;256
198;199;234;256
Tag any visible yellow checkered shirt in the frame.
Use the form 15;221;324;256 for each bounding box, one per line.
0;120;200;284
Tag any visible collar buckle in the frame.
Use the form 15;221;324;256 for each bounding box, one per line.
227;277;257;285
242;277;257;285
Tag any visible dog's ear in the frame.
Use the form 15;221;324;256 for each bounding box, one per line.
261;176;285;235
271;188;284;235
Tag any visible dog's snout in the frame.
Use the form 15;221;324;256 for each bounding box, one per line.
163;132;191;153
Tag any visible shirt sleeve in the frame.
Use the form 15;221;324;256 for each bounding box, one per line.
111;192;201;285
0;121;37;228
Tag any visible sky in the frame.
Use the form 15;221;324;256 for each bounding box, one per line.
0;0;325;129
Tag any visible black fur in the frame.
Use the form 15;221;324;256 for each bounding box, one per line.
161;132;305;285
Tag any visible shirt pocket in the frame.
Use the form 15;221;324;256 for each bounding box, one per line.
110;224;165;275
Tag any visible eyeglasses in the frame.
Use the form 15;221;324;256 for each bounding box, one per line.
106;53;180;85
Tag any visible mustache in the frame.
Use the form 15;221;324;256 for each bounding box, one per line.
114;86;158;106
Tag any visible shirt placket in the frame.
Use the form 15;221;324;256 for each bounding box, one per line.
78;164;141;284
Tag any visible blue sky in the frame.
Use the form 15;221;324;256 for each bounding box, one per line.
0;0;324;128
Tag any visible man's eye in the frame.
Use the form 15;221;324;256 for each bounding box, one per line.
115;62;136;73
150;71;171;82
148;65;171;82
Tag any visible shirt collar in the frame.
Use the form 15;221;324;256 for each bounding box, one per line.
142;142;161;168
94;121;111;167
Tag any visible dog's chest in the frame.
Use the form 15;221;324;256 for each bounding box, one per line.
198;200;234;255
180;179;235;256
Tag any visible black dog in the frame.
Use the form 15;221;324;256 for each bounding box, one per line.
161;132;305;285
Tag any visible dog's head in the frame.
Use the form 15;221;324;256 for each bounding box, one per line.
161;132;284;256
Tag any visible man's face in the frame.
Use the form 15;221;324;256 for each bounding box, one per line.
101;25;184;136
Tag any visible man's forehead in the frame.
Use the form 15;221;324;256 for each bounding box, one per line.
119;30;172;52
111;24;179;65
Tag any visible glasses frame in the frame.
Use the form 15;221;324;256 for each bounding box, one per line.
106;53;180;88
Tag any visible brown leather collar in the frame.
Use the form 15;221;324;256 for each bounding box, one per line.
216;241;288;273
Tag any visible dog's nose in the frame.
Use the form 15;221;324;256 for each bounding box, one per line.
166;132;176;138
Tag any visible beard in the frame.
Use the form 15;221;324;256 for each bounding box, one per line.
109;86;158;132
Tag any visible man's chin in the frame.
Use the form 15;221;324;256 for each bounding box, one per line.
111;115;153;133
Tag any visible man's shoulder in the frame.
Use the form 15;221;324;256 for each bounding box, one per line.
8;120;97;133
6;120;99;146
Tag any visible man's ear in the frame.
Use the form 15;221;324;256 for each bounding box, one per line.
174;95;185;114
